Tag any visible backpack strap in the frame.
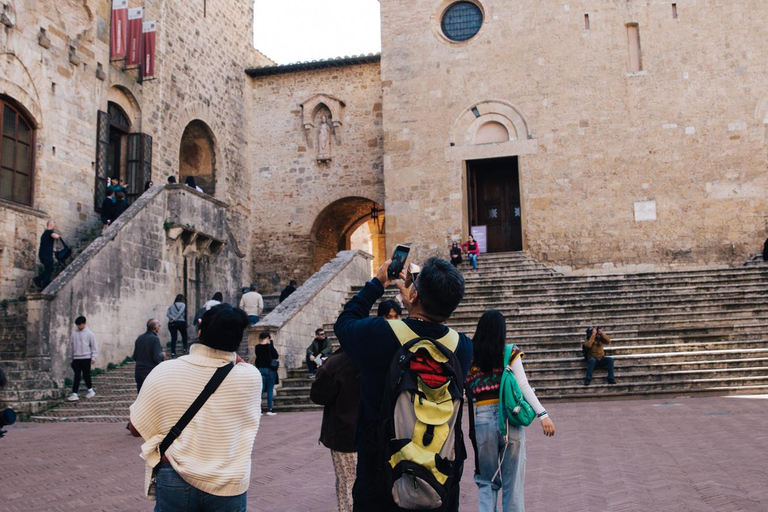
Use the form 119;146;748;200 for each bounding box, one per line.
387;319;460;353
504;344;524;368
157;362;235;460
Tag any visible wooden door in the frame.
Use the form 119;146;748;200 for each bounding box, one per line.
468;157;522;252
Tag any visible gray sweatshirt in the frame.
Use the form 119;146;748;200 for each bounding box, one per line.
167;302;186;322
70;327;98;361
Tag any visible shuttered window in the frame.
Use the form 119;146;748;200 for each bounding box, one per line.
0;98;35;206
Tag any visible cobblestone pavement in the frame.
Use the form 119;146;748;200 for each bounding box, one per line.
1;395;767;511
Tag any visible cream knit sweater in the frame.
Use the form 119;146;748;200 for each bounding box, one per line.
130;344;262;497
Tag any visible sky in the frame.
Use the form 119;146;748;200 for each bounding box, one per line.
253;0;382;65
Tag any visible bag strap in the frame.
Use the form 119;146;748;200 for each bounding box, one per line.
387;319;460;352
157;362;235;459
464;383;480;475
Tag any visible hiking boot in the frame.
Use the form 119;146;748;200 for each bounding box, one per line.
67;393;79;401
608;379;617;385
85;388;96;398
583;379;591;386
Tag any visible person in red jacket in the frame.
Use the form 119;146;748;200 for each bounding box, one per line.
462;234;480;272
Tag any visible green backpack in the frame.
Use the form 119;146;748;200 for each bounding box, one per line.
498;344;536;432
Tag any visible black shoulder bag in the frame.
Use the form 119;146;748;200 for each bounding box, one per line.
148;362;234;497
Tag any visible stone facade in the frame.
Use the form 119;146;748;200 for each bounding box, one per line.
0;0;271;301
247;60;385;292
379;0;768;270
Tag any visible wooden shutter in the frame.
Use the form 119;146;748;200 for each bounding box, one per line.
94;110;109;212
126;133;152;204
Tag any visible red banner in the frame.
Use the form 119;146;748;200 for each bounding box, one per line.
110;0;128;59
142;21;157;79
126;8;143;67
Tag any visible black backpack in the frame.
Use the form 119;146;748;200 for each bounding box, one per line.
377;320;466;510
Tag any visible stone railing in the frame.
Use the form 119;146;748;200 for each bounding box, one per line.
250;250;373;377
25;185;247;384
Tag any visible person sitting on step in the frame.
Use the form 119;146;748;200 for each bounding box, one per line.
583;326;616;386
306;328;332;378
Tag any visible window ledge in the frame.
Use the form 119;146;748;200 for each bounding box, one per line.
626;70;648;77
0;197;47;218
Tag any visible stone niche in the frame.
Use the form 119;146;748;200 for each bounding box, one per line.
300;94;345;162
179;120;217;195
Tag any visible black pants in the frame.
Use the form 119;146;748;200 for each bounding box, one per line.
168;321;188;355
306;354;319;374
39;257;54;289
71;359;92;393
135;369;151;393
585;356;615;382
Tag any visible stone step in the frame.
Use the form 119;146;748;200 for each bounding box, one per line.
529;366;768;386
527;356;768;376
524;339;768;359
524;347;768;368
29;414;130;423
534;375;768;398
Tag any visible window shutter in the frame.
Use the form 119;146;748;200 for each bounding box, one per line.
94;110;109;212
126;133;141;203
126;132;152;204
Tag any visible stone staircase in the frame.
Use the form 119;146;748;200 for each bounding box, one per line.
270;252;768;411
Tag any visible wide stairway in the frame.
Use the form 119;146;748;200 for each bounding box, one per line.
273;252;768;411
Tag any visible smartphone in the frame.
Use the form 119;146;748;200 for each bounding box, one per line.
387;245;410;279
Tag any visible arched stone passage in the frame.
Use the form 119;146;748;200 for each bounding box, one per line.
310;197;385;273
179;120;216;195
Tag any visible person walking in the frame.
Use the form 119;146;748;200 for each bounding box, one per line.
279;280;298;303
67;316;98;401
132;319;164;393
465;310;555;512
254;331;278;416
239;284;264;325
305;328;332;378
462;234;480;272
129;304;261;510
35;220;60;289
310;347;361;512
166;295;188;358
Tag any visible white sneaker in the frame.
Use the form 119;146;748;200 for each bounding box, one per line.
266;411;277;416
85;388;96;399
67;393;79;401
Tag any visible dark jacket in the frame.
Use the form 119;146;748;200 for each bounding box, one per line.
310;349;360;453
306;336;332;357
279;285;296;303
100;197;114;224
111;199;129;222
132;330;164;373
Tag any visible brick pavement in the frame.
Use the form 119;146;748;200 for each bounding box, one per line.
1;395;767;511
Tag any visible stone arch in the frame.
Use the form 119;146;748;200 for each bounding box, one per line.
475;120;510;144
310;196;385;272
179;120;217;195
107;85;141;131
170;103;225;193
0;53;43;126
452;99;530;146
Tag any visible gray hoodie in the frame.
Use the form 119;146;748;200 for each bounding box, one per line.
167;302;186;323
70;327;98;361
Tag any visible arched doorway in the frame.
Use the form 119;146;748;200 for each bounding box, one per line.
310;197;385;273
179;120;216;195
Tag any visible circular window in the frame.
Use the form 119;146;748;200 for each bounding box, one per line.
441;2;483;42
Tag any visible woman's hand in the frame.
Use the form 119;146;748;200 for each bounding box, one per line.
541;417;555;437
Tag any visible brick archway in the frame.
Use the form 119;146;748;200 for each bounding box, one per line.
310;196;385;272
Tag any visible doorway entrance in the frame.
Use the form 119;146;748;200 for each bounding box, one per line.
467;156;523;253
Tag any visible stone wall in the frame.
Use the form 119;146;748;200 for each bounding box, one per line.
250;250;372;378
379;0;768;270
247;62;385;292
26;185;246;384
0;0;271;300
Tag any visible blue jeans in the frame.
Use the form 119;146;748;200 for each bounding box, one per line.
474;403;526;512
468;253;478;271
154;463;246;511
585;356;615;382
248;315;259;325
259;367;276;411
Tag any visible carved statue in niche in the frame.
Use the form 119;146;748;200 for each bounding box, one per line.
317;114;333;162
